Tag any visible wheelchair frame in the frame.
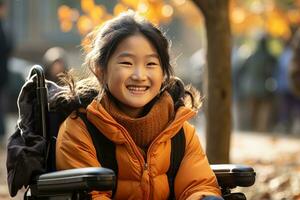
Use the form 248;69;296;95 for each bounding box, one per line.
25;65;255;200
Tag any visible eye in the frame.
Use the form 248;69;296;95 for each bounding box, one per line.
147;62;158;67
119;61;132;65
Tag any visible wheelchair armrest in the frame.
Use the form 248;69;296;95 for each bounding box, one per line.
35;167;115;195
211;164;256;189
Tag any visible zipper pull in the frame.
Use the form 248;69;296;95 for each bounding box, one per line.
141;163;150;199
144;163;148;170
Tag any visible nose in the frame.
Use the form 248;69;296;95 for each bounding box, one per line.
131;66;147;81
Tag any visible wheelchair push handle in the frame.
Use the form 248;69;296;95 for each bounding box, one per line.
29;65;48;139
29;65;46;88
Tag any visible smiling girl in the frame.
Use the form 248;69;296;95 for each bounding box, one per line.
55;11;222;200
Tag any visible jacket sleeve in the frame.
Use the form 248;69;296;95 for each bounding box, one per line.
56;115;111;200
174;122;222;200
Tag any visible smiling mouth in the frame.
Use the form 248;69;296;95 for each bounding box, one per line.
126;85;149;93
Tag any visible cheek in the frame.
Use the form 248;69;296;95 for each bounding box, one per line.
107;75;120;87
106;70;125;90
152;71;164;87
154;76;163;86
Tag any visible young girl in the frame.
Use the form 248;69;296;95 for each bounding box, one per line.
55;11;222;200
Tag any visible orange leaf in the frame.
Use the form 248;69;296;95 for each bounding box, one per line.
77;15;94;36
114;3;128;16
57;5;72;21
81;0;95;14
90;5;106;24
121;0;139;9
60;20;73;32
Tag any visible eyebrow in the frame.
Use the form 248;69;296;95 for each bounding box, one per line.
116;52;159;59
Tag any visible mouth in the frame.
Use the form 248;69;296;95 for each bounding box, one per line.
126;85;150;94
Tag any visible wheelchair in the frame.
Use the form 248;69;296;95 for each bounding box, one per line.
19;65;255;200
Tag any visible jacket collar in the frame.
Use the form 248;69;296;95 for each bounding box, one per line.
86;100;196;144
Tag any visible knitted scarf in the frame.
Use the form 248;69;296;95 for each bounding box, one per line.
101;92;175;157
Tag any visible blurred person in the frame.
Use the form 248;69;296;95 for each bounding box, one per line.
0;0;12;143
288;28;300;134
290;28;300;97
42;46;68;84
274;35;300;133
236;35;277;132
231;41;252;130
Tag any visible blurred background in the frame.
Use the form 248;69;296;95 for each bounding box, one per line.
0;0;300;199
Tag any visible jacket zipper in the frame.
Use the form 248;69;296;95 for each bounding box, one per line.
95;118;150;198
116;125;152;200
95;111;193;199
118;125;145;163
142;162;151;200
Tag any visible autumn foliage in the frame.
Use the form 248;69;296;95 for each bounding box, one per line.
57;0;300;40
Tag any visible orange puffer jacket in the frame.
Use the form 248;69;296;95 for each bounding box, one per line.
56;100;221;200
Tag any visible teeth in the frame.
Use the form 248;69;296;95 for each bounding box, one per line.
127;86;148;91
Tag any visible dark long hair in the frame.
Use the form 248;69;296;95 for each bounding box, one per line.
51;11;201;115
83;10;173;83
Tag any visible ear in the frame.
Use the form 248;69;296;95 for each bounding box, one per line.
94;66;106;83
95;66;102;79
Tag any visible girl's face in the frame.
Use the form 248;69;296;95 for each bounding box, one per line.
104;34;164;117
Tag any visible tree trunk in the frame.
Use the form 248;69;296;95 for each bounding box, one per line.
191;0;232;163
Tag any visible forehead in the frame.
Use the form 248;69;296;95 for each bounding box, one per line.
112;34;158;58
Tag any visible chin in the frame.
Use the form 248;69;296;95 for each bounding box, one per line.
126;101;148;109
